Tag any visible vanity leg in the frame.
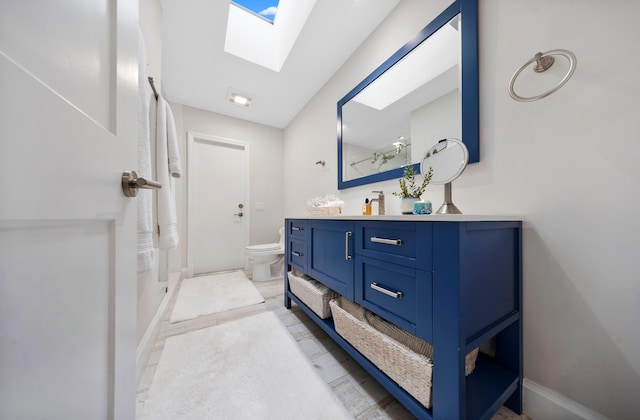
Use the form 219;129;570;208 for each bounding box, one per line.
284;271;292;309
496;320;523;414
432;222;466;419
499;223;523;414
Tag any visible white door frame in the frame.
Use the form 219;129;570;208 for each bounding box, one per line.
186;131;250;278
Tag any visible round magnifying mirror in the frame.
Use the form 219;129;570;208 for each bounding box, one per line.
421;138;469;214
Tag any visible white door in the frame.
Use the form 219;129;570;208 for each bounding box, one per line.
188;132;249;276
0;1;138;419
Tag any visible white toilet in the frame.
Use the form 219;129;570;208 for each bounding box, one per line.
245;227;285;282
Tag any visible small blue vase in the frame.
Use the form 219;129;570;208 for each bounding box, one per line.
413;201;432;215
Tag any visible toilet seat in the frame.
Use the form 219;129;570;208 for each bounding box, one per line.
246;243;282;252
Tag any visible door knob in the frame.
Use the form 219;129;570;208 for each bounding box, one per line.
234;212;244;217
122;170;162;197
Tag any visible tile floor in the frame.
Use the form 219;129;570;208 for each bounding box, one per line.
137;275;529;419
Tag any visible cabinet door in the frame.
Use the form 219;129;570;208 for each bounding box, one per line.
308;220;354;298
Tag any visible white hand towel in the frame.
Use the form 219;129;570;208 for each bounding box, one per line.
137;30;155;272
155;96;180;249
166;106;182;178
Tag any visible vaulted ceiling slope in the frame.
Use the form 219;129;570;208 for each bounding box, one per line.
160;0;400;129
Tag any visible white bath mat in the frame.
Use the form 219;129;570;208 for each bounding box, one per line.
170;271;264;324
140;312;351;420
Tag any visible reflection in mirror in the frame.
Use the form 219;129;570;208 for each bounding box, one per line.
338;0;478;190
421;138;468;214
342;15;460;184
345;138;411;179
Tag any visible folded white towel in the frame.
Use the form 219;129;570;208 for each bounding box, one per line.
155;96;180;249
137;31;155;272
323;200;345;209
307;195;344;210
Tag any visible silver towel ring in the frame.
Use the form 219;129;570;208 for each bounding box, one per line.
509;49;577;102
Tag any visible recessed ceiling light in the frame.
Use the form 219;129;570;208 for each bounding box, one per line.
229;92;252;107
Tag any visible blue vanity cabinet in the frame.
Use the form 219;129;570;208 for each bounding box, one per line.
284;217;522;420
307;219;355;299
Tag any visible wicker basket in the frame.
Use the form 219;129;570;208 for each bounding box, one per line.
329;297;479;409
288;270;339;319
305;206;341;216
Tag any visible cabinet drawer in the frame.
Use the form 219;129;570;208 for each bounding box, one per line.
287;219;308;240
288;238;307;272
355;256;432;342
355;222;432;270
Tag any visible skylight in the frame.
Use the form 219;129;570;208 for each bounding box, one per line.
225;0;317;72
231;0;280;23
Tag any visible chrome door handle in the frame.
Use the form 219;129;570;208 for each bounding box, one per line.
122;170;162;197
345;231;352;261
234;212;244;217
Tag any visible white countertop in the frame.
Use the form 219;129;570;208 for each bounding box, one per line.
285;214;522;222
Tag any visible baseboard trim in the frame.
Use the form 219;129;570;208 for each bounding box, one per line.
523;378;609;420
136;272;181;385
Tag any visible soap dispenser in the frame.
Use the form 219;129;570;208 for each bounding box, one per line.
362;198;372;216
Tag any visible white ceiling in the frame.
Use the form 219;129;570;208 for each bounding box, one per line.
159;0;401;129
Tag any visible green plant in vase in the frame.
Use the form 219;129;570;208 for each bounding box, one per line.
393;165;433;214
393;165;433;198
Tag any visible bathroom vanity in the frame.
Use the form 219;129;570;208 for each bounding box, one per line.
284;216;522;420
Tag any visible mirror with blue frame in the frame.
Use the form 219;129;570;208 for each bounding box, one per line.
337;0;478;190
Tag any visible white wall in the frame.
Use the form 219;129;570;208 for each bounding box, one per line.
283;0;640;418
175;105;285;271
140;0;162;91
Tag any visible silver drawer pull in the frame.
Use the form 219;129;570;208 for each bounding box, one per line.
370;236;403;246
371;282;403;299
345;231;352;261
291;251;302;257
292;226;303;231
